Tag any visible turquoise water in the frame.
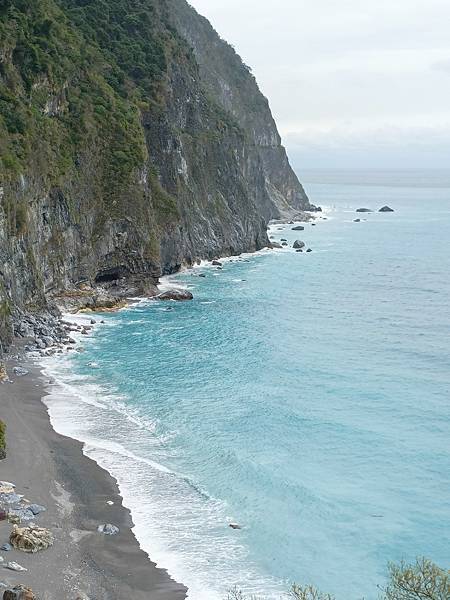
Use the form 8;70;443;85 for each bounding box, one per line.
44;170;450;599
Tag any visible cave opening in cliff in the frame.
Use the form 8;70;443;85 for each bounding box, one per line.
95;266;128;283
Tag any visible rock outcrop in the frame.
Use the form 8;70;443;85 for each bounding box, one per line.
0;0;311;351
157;289;194;302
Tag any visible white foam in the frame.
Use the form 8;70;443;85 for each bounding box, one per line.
40;350;285;600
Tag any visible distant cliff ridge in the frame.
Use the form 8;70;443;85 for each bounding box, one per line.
0;0;311;350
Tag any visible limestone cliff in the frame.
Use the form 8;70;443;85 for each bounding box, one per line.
0;0;311;351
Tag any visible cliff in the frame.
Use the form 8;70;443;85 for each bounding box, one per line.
0;0;312;351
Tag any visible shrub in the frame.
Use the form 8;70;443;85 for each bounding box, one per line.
382;558;449;600
290;585;335;600
225;558;449;600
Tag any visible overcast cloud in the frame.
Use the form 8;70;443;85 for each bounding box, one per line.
188;0;450;169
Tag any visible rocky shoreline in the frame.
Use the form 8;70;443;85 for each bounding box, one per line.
3;213;322;365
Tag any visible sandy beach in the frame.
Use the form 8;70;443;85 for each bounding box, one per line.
0;358;187;599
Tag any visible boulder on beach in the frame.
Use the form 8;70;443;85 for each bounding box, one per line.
27;504;46;516
3;585;36;600
293;240;305;249
7;507;35;522
292;225;305;231
12;367;28;377
5;561;27;572
158;289;193;302
356;208;373;213
9;525;54;553
0;364;9;383
97;523;119;535
379;205;394;212
0;491;23;505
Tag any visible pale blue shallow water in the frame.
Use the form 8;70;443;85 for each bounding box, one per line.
45;170;450;600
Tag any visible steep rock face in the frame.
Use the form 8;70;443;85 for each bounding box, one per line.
168;0;310;218
0;0;310;351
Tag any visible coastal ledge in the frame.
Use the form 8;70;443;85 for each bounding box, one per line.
0;359;187;600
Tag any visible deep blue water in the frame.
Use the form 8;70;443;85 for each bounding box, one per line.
44;170;450;599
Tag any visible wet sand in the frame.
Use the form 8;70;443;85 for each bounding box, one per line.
0;359;187;599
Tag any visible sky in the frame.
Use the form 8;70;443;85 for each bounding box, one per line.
188;0;450;169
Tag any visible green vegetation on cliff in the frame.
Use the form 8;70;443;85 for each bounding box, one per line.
0;0;309;353
0;0;181;225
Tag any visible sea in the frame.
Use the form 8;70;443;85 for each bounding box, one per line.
41;169;450;600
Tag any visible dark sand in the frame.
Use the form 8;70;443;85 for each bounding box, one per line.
0;359;187;599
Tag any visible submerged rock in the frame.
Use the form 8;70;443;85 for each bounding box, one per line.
212;260;223;267
9;525;54;553
158;289;194;302
354;218;361;222
97;523;119;536
356;208;373;213
292;225;304;231
1;543;12;551
229;523;241;530
379;205;394;212
270;242;283;249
